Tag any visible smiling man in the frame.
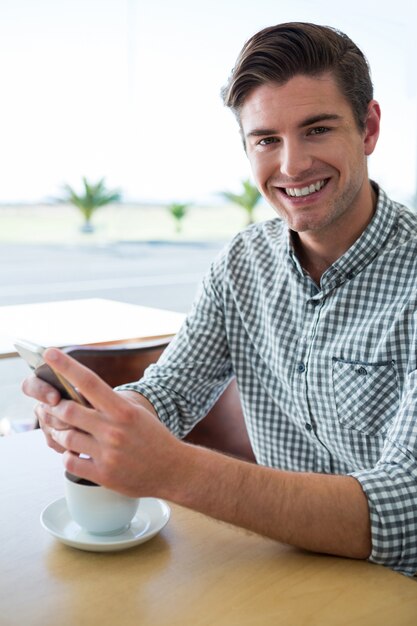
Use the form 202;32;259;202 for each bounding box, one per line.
25;23;417;576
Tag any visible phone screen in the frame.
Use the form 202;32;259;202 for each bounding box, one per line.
14;339;89;406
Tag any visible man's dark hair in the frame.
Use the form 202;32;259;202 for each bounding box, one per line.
221;22;373;131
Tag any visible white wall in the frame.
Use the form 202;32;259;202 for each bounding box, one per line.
1;0;416;206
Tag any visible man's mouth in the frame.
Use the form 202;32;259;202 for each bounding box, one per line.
282;179;327;198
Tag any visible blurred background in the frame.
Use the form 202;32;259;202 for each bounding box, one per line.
1;0;416;207
1;0;416;431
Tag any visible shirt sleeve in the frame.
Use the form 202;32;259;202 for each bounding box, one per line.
115;247;234;439
349;369;417;576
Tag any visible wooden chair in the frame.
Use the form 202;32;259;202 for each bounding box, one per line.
62;338;256;462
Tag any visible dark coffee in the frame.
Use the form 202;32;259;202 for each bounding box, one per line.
65;470;99;487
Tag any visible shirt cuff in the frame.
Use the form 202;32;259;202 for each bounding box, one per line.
350;450;417;576
115;380;185;438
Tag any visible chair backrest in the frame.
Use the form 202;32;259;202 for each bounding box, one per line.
65;339;256;462
65;338;172;389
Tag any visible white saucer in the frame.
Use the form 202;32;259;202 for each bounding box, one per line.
41;497;171;552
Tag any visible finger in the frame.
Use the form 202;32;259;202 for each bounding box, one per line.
36;402;71;431
46;398;101;437
44;431;67;454
50;426;97;459
22;373;61;405
62;451;98;485
43;348;130;416
35;405;67;454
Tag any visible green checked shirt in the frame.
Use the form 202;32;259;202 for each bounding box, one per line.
119;184;417;576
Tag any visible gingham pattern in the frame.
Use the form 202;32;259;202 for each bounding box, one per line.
118;185;417;576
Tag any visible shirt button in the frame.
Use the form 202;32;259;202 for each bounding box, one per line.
310;299;320;307
297;363;306;373
305;423;313;431
357;366;368;375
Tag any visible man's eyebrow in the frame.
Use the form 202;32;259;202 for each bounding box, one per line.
245;113;343;138
245;128;277;138
299;113;342;127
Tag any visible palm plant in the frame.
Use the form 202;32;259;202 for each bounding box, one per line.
167;202;191;233
220;178;262;225
62;177;121;233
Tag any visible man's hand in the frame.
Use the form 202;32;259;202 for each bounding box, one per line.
22;348;185;499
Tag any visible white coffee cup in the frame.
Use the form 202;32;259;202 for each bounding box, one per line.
65;471;140;535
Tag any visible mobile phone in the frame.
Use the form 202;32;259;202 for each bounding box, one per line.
14;339;89;406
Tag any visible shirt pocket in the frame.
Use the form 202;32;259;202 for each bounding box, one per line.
331;357;399;436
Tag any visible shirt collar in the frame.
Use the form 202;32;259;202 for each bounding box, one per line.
285;183;399;292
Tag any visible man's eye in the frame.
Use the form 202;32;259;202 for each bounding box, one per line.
259;137;278;145
309;126;329;136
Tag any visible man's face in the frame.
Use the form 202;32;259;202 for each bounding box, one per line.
240;73;380;238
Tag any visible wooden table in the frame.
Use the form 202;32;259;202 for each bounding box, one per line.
1;430;416;626
0;298;185;358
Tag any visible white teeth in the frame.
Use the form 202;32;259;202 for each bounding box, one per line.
285;179;326;197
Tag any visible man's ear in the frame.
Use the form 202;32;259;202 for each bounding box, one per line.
364;100;381;156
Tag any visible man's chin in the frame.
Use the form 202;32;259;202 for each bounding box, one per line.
269;202;324;231
278;213;329;234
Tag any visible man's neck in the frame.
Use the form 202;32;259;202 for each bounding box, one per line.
292;237;334;284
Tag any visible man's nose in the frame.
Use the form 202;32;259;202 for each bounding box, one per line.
280;140;313;178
